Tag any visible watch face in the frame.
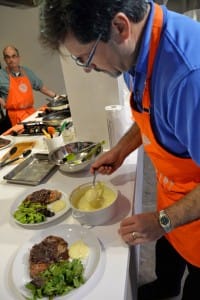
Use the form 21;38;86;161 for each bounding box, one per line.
161;215;169;226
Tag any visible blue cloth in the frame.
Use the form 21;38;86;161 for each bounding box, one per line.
0;66;43;100
124;2;200;166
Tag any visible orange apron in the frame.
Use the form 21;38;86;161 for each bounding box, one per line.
5;69;35;126
131;4;200;267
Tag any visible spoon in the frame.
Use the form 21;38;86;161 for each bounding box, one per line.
0;146;17;168
92;170;97;187
0;149;32;167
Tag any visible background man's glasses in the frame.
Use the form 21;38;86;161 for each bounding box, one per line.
4;54;19;60
71;34;102;68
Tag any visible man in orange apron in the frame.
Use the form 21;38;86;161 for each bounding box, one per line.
40;1;200;299
0;45;58;127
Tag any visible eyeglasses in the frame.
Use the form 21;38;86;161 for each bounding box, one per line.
4;54;19;60
71;34;102;68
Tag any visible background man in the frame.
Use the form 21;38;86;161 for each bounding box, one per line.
0;45;58;128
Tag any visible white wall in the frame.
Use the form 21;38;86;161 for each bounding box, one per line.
60;55;120;144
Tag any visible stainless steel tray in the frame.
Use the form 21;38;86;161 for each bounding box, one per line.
3;153;58;185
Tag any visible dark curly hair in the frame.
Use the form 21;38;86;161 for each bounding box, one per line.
40;0;148;50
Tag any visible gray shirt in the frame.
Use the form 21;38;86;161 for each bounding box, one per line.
0;66;43;100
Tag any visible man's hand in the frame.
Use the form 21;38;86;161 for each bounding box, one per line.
118;212;165;245
90;145;125;175
90;122;142;175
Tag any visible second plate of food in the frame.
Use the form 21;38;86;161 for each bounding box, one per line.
12;224;102;300
10;184;70;227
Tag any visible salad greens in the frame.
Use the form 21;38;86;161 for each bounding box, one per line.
13;201;54;224
64;140;105;165
64;152;76;162
25;259;85;299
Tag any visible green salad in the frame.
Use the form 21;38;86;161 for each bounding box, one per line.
13;201;55;224
25;259;85;300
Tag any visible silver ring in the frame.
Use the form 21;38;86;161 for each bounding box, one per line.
131;231;139;241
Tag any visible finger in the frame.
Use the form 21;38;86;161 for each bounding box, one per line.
119;222;137;237
90;166;95;174
98;165;113;174
123;231;145;244
120;216;135;227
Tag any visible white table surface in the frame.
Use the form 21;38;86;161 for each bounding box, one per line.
0;123;140;300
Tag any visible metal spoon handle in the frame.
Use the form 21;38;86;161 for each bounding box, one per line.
92;170;97;186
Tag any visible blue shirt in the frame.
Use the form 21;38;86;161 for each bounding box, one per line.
124;2;200;165
0;66;43;100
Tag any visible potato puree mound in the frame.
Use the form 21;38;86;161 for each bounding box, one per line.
69;240;89;259
74;182;116;211
48;200;66;212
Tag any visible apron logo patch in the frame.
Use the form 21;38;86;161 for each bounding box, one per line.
157;170;174;191
18;83;28;93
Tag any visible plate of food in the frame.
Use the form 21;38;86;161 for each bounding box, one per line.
12;224;101;300
11;185;70;227
0;136;13;150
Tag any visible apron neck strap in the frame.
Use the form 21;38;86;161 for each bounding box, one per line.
147;3;164;79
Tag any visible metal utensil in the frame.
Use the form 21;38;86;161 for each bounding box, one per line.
92;170;97;187
0;146;17;168
0;149;32;167
42;109;71;126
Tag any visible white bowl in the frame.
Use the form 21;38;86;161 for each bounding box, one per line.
69;181;118;226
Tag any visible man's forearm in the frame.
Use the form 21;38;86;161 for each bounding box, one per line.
40;85;57;98
165;184;200;229
115;122;142;157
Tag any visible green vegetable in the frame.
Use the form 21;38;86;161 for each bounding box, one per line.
65;153;76;162
64;140;105;165
81;140;105;162
13;201;48;224
25;259;85;299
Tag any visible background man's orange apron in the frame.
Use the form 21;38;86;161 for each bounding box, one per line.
131;4;200;267
5;70;35;126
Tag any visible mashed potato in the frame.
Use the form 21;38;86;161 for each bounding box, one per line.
69;240;90;259
73;182;116;211
48;199;66;212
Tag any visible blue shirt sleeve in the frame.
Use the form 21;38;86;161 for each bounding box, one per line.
0;69;9;99
23;66;43;91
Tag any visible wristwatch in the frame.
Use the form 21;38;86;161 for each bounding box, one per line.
158;210;172;233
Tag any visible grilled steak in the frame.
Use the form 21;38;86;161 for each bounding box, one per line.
24;189;62;205
29;235;69;279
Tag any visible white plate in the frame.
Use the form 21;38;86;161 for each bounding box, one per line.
0;136;13;151
12;224;101;299
10;184;71;227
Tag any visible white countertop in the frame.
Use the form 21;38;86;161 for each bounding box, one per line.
0;127;141;300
